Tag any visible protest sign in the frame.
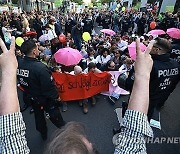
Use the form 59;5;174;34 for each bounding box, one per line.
52;72;111;101
101;71;129;97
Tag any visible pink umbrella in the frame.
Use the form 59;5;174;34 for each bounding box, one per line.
100;29;116;35
54;48;82;66
166;28;180;39
38;34;50;43
128;42;147;61
148;29;166;35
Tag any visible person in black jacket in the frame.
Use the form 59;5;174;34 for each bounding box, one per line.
55;22;63;36
170;39;180;64
82;14;93;35
162;13;176;31
121;15;131;36
96;13;103;27
65;16;76;35
33;16;43;38
102;14;111;29
137;13;146;36
71;23;83;51
120;38;180;120
17;40;65;140
10;15;22;32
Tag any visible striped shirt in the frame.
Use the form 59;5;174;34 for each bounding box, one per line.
0;112;30;154
113;110;154;154
0;110;153;154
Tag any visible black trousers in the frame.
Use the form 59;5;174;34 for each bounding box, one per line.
32;101;65;136
148;100;165;121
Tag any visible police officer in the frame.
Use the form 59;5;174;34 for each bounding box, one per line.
170;38;180;64
119;38;180;120
17;40;65;140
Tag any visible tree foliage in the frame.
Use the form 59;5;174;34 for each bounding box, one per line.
71;0;83;5
12;0;18;4
92;0;98;6
99;0;113;5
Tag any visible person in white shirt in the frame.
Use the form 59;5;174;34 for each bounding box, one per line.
119;58;133;77
2;21;15;47
116;37;128;51
96;48;111;68
22;15;30;33
46;19;57;41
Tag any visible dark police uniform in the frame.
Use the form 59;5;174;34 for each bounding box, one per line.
170;40;180;64
17;56;65;138
122;54;180;119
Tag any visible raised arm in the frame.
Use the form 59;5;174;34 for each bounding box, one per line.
113;39;155;154
128;38;155;114
0;37;19;115
0;37;30;153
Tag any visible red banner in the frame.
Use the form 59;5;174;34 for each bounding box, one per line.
52;72;111;101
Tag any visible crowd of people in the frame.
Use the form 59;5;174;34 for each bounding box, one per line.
0;5;180;154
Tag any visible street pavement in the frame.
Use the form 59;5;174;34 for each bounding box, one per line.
19;82;180;154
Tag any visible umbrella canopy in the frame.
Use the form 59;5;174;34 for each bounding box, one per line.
166;28;180;39
38;34;50;43
100;29;116;35
128;42;147;61
54;48;82;66
148;29;166;35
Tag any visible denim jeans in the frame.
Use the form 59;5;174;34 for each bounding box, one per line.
73;37;82;51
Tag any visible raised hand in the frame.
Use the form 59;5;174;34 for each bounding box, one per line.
0;36;17;75
135;38;155;78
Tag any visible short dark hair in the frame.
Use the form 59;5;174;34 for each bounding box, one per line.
88;62;96;70
21;40;37;55
88;47;94;54
100;48;109;55
154;37;172;53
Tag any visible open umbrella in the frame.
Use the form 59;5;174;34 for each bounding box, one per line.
166;28;180;39
128;42;147;61
100;29;116;36
148;29;166;35
54;48;82;66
